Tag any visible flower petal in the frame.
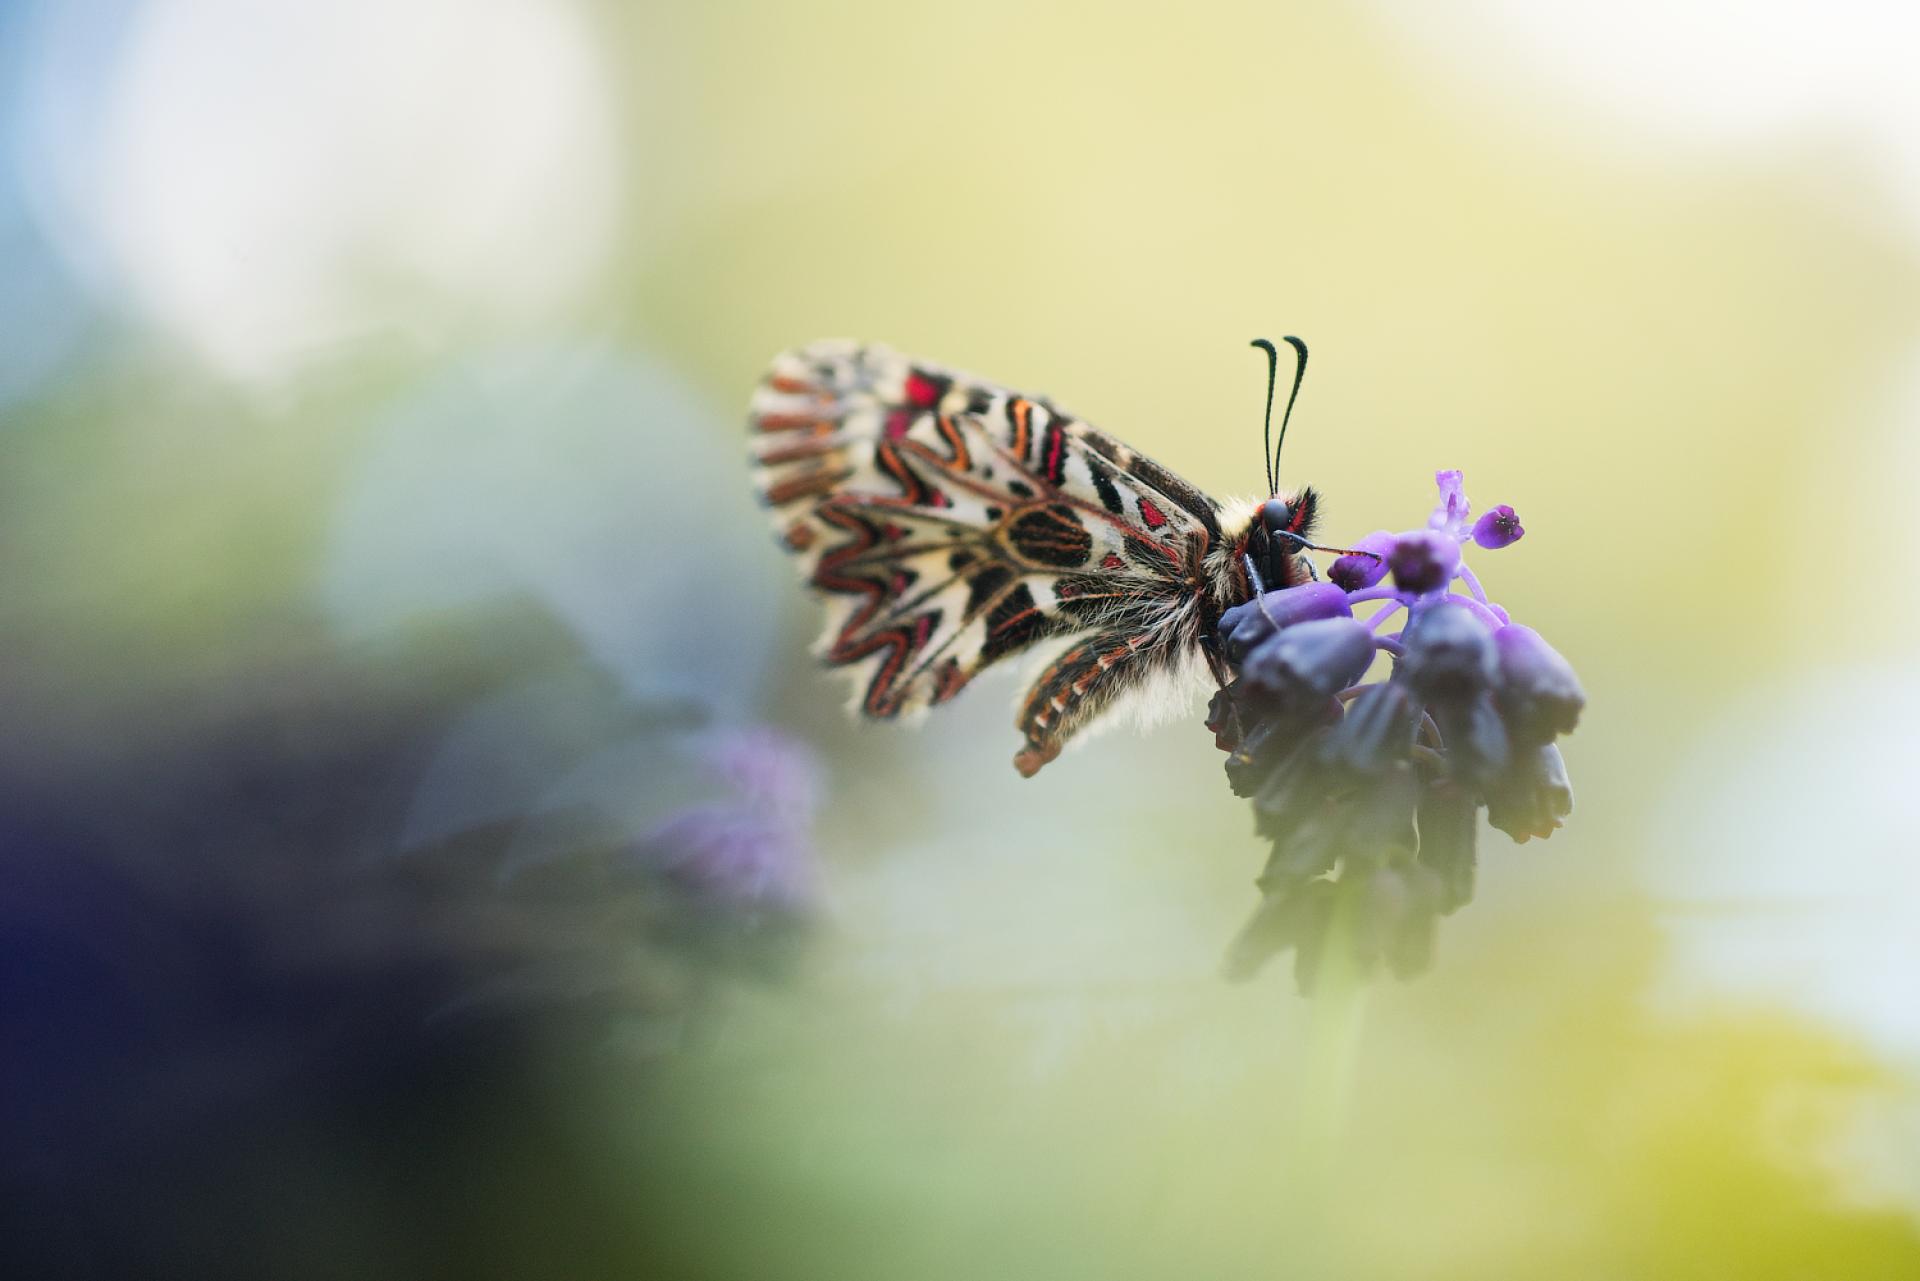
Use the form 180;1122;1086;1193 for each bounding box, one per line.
1428;469;1471;539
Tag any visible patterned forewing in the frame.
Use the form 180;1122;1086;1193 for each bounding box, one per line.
750;341;1224;765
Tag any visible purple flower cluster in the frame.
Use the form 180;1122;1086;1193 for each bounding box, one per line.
1207;471;1583;992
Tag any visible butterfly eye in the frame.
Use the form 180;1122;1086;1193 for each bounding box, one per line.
1260;498;1294;534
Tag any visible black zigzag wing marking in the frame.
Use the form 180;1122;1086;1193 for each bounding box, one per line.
750;340;1228;769
1057;419;1224;541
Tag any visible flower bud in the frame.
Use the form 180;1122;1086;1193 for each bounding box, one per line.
1241;617;1376;708
1493;625;1585;746
1471;505;1524;549
1485;742;1574;843
1218;582;1353;662
1328;530;1396;591
1399;599;1498;699
1387;530;1460;594
1318;680;1419;774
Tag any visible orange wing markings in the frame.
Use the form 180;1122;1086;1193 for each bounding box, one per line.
763;465;853;506
754;413;835;433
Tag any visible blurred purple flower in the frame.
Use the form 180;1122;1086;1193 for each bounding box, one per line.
633;727;820;914
1210;470;1582;992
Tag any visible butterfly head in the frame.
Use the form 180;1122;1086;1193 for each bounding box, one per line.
1241;487;1322;594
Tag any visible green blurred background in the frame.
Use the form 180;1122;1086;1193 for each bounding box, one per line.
4;1;1918;1277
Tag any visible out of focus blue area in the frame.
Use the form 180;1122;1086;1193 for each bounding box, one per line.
0;7;93;408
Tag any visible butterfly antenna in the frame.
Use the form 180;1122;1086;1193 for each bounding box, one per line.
1250;339;1280;494
1273;336;1308;491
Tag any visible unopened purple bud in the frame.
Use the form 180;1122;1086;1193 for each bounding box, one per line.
1493;625;1585;746
1328;530;1396;592
1485;742;1574;843
1318;680;1419;774
1219;583;1353;662
1399;599;1498;699
1471;505;1524;549
1241;617;1376;707
1387;530;1460;594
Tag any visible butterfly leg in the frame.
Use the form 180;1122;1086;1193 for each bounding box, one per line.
1012;634;1165;777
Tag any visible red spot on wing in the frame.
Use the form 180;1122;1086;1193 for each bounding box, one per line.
905;372;940;406
1138;498;1167;529
1100;552;1125;570
1044;425;1066;484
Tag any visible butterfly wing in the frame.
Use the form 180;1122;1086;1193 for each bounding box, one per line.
750;340;1230;774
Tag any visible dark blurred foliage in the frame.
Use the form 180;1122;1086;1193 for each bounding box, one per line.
0;602;810;1279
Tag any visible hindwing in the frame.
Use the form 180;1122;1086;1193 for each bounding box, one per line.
751;340;1230;773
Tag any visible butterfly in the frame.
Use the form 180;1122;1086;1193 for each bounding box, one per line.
749;338;1359;776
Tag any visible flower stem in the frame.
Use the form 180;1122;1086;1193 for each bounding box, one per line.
1366;601;1404;632
1295;885;1371;1164
1456;562;1490;605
